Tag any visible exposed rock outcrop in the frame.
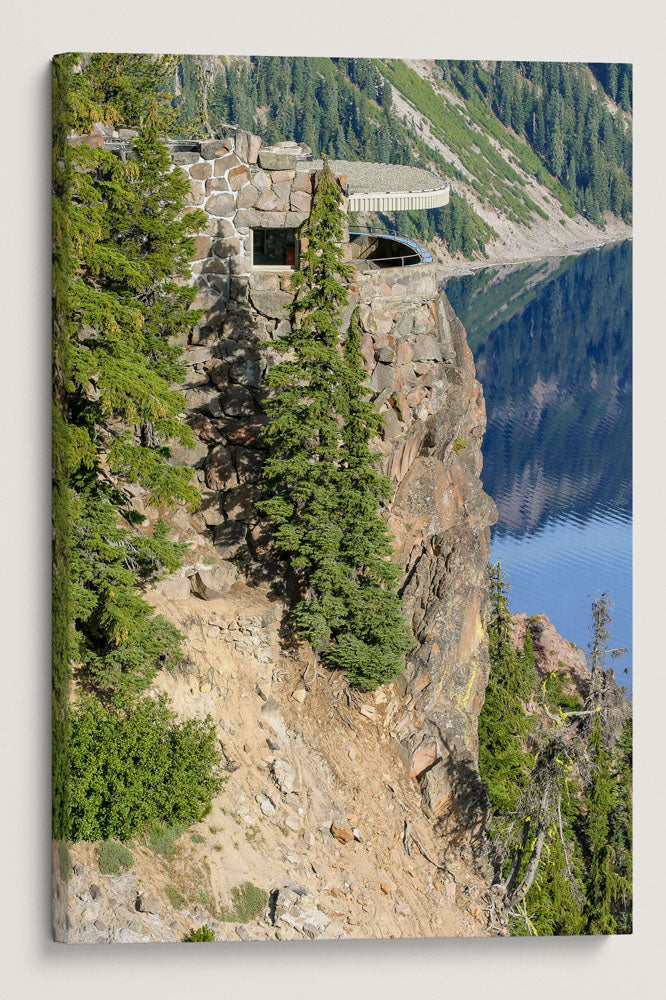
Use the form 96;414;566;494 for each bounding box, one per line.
511;612;590;696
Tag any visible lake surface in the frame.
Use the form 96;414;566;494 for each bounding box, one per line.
445;242;632;692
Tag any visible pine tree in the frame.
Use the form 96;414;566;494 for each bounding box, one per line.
65;66;204;699
53;54;221;839
258;160;411;688
479;561;536;815
609;717;633;933
583;712;618;934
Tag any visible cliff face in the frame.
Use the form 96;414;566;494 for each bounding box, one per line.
53;136;500;942
137;133;497;844
361;290;497;842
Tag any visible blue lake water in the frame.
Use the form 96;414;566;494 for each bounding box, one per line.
445;241;632;693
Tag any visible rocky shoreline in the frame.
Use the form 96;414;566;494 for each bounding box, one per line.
436;227;632;280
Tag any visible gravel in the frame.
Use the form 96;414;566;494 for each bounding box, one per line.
296;159;444;194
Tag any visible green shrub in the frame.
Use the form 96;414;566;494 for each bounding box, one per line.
165;884;187;910
219;882;268;923
68;694;223;841
190;833;205;844
184;924;215;942
145;821;188;858
97;839;134;875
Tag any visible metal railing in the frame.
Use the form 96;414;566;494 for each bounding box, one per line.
349;228;433;266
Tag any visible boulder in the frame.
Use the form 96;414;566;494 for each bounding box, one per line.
221;385;256;418
412;334;443;362
136;893;162;916
290;189;311;213
292;171;312;193
235;209;287;229
200;138;234;160
205;176;230;195
235;131;262;164
171;151;199;165
253;170;271;192
409;743;438;778
192;235;212;260
271;757;297;794
189;562;237;601
212;237;242;259
168;437;209;469
184;180;204;206
203;215;235;238
205;445;236;491
224;417;267;447
256;190;290;212
258;150;298;170
222;484;259;522
213;520;248;558
228;165;249;190
249;289;293;320
236;184;259;209
158;576;191;601
213;152;241;175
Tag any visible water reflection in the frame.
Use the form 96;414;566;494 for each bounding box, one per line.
445;242;632;691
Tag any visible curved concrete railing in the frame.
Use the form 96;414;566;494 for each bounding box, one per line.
350;229;434;267
348;184;449;213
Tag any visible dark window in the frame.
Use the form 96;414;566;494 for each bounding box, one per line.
252;228;298;267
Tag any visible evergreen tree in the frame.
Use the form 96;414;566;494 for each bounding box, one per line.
609;717;633;933
53;53;221;838
583;713;618;934
479;561;536;815
258;160;411;688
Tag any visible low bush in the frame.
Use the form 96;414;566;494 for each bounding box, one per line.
219;882;268;923
184;925;215;942
97;839;133;875
67;694;223;841
145;821;188;858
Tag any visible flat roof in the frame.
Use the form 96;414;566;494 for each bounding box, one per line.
297;159;450;212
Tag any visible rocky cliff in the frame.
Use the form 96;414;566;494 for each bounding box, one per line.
54;133;499;942
157;133;499;842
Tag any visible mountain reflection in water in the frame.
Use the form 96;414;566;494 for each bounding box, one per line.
445;241;632;692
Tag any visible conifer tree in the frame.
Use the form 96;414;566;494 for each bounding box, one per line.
258;160;411;688
53;53;221;838
583;712;618;934
65;62;204;699
478;561;536;815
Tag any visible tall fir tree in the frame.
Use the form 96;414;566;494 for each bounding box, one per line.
53;53;221;839
258;159;411;688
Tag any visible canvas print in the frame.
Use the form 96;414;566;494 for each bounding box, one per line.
51;54;632;943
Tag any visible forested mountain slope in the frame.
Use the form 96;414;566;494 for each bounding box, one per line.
172;57;632;262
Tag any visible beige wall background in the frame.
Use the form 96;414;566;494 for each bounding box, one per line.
0;2;663;998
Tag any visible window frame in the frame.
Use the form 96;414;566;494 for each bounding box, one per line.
250;227;300;272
